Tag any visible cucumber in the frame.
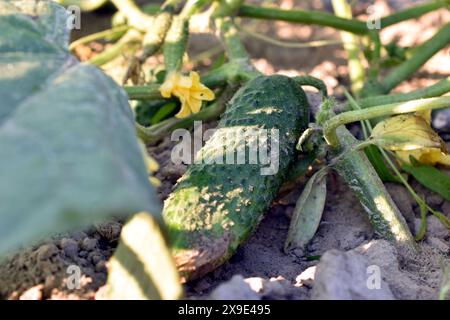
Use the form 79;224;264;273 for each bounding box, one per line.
163;75;309;281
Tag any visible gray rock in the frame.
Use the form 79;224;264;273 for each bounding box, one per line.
295;266;316;288
95;222;121;241
311;248;395;300
36;244;59;260
209;275;261;300
60;238;78;259
432;108;450;133
427;237;449;254
81;237;98;251
427;216;449;239
426;194;444;207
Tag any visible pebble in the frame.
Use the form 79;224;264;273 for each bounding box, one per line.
426;194;444;207
81;237;98;251
426;216;449;239
209;275;260;300
427;237;449;254
88;252;103;265
311;248;395;300
60;238;78;259
95;261;107;273
36;244;59;260
295;266;316;288
19;285;44;300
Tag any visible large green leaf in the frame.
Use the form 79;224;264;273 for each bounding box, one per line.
0;0;161;255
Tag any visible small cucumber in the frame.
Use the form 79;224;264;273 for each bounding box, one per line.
163;75;309;281
163;15;189;73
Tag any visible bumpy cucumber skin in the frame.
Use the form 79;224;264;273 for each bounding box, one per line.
163;16;188;73
163;75;309;281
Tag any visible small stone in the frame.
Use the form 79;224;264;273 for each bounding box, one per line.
311;249;394;300
209;275;260;300
426;194;444;207
78;250;88;258
19;285;44;300
427;237;449;253
88;252;103;265
244;277;264;293
71;231;87;241
442;201;450;217
95;222;121;242
81;237;98;251
60;238;78;259
427;216;449;239
36;244;59;260
295;266;316;287
95;261;107;273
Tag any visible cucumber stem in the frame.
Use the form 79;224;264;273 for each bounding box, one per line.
69;25;129;51
238;4;368;34
380;0;450;29
332;0;366;95
216;17;252;62
111;0;154;31
86;29;142;66
324;96;450;147
361;22;450;96
238;1;449;35
382;22;450;93
342;76;450;111
136;86;236;144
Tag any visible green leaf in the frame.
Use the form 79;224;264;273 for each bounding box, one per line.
0;0;161;255
402;163;450;201
364;145;401;183
285;169;328;252
150;102;177;125
102;212;183;300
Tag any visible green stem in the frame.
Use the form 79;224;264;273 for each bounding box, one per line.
380;0;450;28
324;96;450;147
293;76;328;98
344;76;450;110
124;84;162;100
136;86;236;144
111;0;153;31
238;4;368;34
216;17;251;62
87;29;142;66
124;61;257;100
332;0;366;95
69;25;129;51
381;22;450;93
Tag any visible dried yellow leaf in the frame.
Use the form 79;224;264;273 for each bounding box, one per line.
371;114;442;151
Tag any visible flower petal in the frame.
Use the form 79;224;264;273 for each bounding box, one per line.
191;85;215;101
396;148;450;166
175;96;192;118
188;97;203;113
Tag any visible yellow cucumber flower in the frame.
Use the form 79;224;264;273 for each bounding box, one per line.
159;71;215;118
371;111;450;166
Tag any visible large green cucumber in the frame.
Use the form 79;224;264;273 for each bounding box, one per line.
163;75;309;281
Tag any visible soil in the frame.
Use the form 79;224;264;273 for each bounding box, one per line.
0;0;449;300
